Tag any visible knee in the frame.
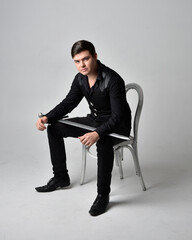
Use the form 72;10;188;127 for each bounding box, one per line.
47;122;66;139
96;136;113;151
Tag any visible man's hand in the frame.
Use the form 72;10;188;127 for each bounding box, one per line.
78;131;100;147
36;116;48;131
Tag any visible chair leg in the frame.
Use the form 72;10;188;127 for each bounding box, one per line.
120;147;124;161
115;150;119;167
131;144;146;191
80;144;87;185
115;149;124;179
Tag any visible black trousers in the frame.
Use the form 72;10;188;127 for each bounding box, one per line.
47;117;124;196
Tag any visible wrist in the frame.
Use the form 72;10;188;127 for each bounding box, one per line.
94;131;100;139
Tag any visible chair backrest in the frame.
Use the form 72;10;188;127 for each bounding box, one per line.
125;83;144;143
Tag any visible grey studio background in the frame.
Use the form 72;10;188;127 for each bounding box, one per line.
0;0;192;240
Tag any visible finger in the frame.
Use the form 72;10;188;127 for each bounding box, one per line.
81;139;87;145
78;137;89;146
38;123;46;130
88;143;93;147
39;123;45;128
39;119;46;127
38;125;45;130
78;135;86;142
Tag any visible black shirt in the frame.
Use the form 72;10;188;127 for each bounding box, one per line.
46;60;131;138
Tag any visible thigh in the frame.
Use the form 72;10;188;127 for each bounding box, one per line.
58;116;102;136
66;116;101;128
66;117;126;145
48;121;91;139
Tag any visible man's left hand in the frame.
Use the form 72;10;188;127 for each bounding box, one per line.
78;131;100;147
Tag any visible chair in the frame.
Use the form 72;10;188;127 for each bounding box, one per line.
80;83;146;191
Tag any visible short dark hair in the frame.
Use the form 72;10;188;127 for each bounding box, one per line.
71;40;96;58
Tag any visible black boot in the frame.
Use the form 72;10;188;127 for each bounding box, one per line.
89;194;109;216
35;176;70;192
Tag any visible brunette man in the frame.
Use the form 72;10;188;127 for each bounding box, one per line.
36;40;131;216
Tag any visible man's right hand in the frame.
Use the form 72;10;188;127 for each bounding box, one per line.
36;116;48;131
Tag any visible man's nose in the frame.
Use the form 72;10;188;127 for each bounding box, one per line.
80;61;85;67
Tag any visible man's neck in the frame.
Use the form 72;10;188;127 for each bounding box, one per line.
87;62;98;83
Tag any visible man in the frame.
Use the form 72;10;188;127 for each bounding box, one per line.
36;40;131;216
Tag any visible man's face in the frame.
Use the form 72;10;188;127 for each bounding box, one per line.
73;50;97;76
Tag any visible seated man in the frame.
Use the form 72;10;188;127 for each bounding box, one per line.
36;40;131;216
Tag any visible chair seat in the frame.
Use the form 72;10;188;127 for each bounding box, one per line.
113;136;134;150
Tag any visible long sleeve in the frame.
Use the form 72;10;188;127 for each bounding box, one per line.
95;77;131;137
46;75;84;123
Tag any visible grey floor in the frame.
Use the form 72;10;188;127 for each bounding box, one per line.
1;130;192;240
